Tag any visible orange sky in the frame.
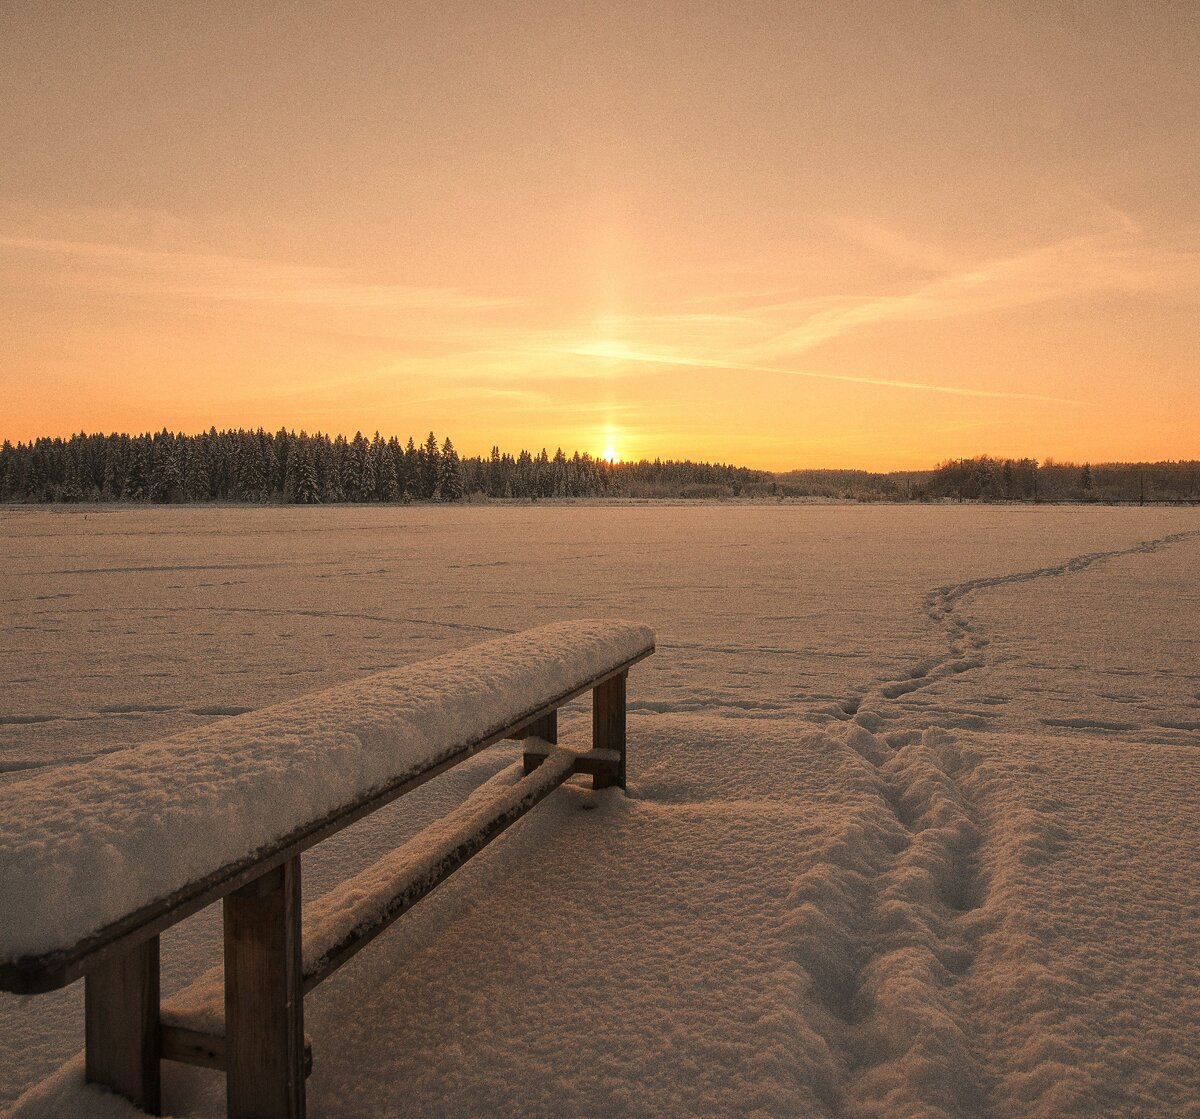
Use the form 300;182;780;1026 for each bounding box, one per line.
1;2;1197;470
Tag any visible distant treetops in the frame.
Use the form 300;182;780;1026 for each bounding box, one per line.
0;429;769;504
920;455;1199;504
3;435;1194;505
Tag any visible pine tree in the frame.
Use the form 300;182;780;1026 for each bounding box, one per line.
403;437;419;500
552;447;568;497
178;441;198;501
515;449;533;498
488;445;502;497
324;440;346;503
236;432;267;501
438;436;464;502
346;432;367;501
150;435;182;503
25;447;47;501
101;438;123;499
359;439;378;500
381;454;399;501
61;447;84;502
78;434;104;496
271;428;291;495
386;437;405;501
188;435;215;501
200;428;221;498
294;449;321;504
421;431;440;499
125;438;150;501
0;440;14;501
369;432;390;500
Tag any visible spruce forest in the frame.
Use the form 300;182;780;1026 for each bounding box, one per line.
1;431;1197;505
0;429;769;504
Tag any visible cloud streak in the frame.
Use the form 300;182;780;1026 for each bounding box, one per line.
736;223;1200;364
0;233;522;313
4;205;1197;427
543;342;1083;404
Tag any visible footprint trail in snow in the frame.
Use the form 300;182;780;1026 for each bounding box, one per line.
788;528;1200;1118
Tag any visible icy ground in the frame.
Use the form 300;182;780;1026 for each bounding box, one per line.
2;503;1198;1118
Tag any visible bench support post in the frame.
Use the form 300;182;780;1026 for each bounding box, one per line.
224;857;306;1119
521;710;558;773
85;936;161;1114
592;671;627;789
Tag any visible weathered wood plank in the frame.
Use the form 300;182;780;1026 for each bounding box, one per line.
303;748;577;992
592;671;627;789
224;858;305;1119
521;710;559;772
160;1024;314;1079
160;1024;224;1071
521;742;620;777
570;747;621;777
84;935;161;1114
505;714;557;743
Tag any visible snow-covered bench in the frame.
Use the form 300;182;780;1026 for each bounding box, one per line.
0;620;655;1118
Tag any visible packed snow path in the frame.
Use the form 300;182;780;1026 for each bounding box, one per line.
1;505;1197;1118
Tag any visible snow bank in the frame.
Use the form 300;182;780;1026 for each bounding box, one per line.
0;620;653;966
1;1056;147;1119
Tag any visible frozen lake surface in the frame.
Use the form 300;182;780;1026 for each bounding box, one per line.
2;503;1198;1117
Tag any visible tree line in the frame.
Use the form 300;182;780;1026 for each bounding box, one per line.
773;457;1200;503
1;434;1195;505
0;429;771;504
917;456;1200;504
0;430;462;505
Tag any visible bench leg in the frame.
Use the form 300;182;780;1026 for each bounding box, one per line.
592;671;627;790
85;936;161;1114
521;710;558;773
224;857;306;1119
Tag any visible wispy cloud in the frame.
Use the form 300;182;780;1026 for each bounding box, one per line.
820;216;961;273
0;233;522;313
736;222;1199;364
5;202;1197;421
541;342;1082;404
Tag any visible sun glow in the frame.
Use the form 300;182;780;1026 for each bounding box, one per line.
602;444;620;464
574;338;632;361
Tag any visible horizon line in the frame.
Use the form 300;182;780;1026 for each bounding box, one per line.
3;427;1196;476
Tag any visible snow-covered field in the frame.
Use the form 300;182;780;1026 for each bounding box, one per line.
2;503;1198;1118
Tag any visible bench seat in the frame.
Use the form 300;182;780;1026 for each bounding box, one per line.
0;620;654;993
0;620;654;1117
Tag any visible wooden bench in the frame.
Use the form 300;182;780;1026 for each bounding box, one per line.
0;620;655;1118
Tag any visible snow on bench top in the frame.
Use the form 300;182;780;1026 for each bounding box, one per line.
0;620;654;968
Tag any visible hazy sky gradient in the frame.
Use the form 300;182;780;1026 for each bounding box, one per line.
2;1;1197;468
